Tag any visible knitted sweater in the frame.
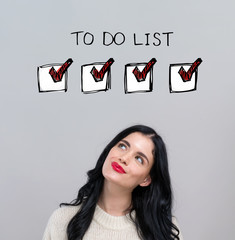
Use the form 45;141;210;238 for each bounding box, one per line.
42;205;183;240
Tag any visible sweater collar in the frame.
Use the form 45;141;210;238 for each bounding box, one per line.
93;204;136;230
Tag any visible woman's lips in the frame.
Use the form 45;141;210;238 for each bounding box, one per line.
111;162;126;174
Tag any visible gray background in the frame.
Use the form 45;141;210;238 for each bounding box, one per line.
1;0;234;239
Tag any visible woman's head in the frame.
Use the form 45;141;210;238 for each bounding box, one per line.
90;125;170;193
102;131;155;190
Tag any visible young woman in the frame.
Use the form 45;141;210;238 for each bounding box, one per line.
42;125;183;240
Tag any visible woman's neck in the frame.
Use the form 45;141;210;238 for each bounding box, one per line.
98;180;132;216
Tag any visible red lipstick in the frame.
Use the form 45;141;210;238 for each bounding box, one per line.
111;162;126;174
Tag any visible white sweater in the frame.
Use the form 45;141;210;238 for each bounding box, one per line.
42;205;183;240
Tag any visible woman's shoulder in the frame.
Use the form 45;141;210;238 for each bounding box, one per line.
48;205;80;226
42;205;81;240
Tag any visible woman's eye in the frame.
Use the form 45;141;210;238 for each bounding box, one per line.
135;156;144;164
118;143;126;150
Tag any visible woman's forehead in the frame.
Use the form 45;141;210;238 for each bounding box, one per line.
121;132;154;154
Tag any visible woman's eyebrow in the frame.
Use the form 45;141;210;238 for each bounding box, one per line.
121;139;130;147
137;152;149;164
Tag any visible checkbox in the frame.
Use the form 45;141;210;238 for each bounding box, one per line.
37;64;68;92
124;63;153;94
169;63;198;93
81;62;112;93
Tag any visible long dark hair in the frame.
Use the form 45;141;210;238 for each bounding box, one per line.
61;125;180;240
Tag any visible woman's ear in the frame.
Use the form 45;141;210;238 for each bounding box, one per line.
139;176;152;187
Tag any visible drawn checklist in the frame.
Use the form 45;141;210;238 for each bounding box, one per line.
37;57;202;94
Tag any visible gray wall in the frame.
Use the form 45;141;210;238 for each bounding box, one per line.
1;0;234;239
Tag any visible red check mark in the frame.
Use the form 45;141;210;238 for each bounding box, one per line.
90;58;114;82
132;58;157;82
49;58;73;82
178;58;202;82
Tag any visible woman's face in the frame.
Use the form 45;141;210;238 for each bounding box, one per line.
102;132;155;191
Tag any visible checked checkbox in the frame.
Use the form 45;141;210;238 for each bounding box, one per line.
81;59;113;94
124;59;156;94
169;58;202;93
37;60;73;92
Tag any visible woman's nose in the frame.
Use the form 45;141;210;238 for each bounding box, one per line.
119;153;130;165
